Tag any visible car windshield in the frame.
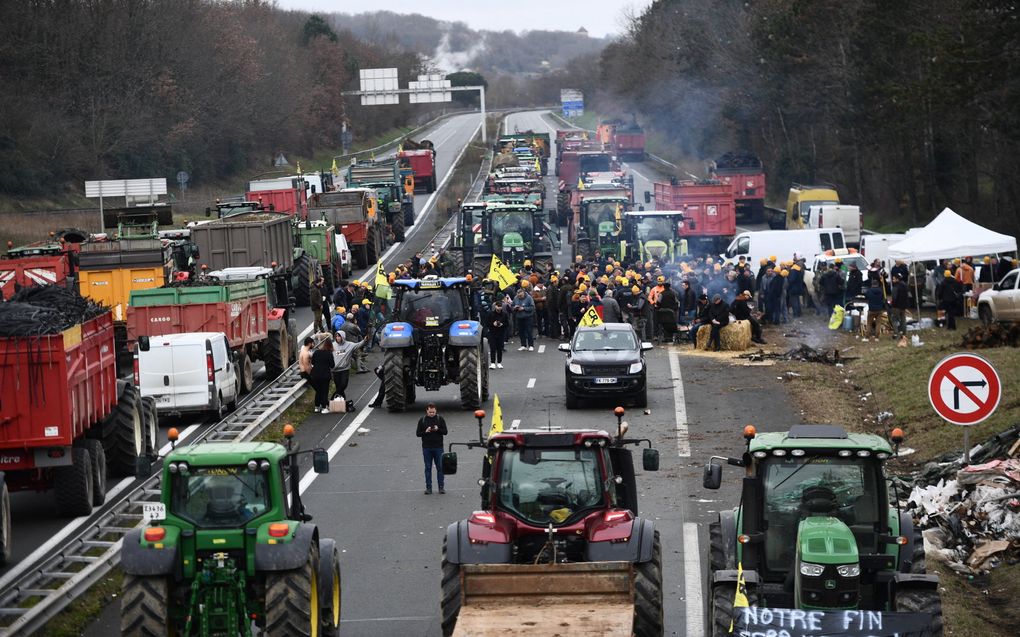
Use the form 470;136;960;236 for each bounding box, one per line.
573;330;637;351
762;457;881;571
632;216;676;241
170;465;271;528
497;448;605;525
397;288;463;327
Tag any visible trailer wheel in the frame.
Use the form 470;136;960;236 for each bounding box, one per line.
54;446;94;517
633;529;663;637
383;349;407;412
894;588;943;636
293;254;314;307
120;574;173;637
80;439;107;506
140;396;158;456
0;479;12;565
458;346;482;410
239;352;254;394
710;581;758;637
440;535;461;637
266;543;320;637
102;382;143;478
264;327;289;380
316;538;342;637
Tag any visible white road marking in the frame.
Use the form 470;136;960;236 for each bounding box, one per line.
668;350;691;457
510;419;520;430
299;404;376;494
683;522;705;637
527;378;536;388
537;344;545;354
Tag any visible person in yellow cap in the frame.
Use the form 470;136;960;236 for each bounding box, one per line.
520;278;530;288
769;256;777;263
937;268;963;330
759;258;768;266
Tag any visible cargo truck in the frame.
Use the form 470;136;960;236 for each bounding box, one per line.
128;267;297;394
246;176;310;220
398;138;438;192
0;299;148;564
310;189;386;270
0;238;79;300
710;151;766;223
347;160;410;241
648;180;735;254
771;184;840;230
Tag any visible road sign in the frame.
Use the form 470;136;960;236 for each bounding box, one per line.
928;353;1001;426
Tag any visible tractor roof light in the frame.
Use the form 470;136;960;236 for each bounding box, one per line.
753;451;767;459
857;450;872;457
260;460;271;471
876;452;890;460
247;460;258;471
772;449;787;457
283;424;295;439
167;462;178;474
737;534;751;545
790;449;805;457
143;527;166;542
743;425;757;440
838;450;853;457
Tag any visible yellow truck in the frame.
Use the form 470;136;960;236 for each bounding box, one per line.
774;183;840;230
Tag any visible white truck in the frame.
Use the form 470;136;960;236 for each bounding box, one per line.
805;204;863;247
723;228;846;267
977;268;1020;324
136;332;239;420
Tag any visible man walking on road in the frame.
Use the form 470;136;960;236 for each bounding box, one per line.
416;403;448;494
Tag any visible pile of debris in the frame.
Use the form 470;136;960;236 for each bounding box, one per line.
906;424;1020;575
737;344;858;365
961;322;1020;349
0;286;109;336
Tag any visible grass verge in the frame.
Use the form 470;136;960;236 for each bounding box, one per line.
34;568;123;637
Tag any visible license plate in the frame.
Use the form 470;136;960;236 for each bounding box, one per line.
594;377;618;385
155;395;171;405
142;502;166;522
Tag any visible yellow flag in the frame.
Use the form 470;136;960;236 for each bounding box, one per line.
331;158;339;176
487;394;504;439
614;203;623;234
534;159;541;173
296;161;302;174
487;255;517;291
577;176;585;190
728;561;750;632
371;151;376;161
374;259;391;300
579;305;603;327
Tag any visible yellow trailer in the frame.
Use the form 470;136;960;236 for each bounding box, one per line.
78;265;166;321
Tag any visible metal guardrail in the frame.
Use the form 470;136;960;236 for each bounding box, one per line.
0;364;311;636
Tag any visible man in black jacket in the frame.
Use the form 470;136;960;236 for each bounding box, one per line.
731;290;765;344
888;273;910;339
416;403;448;494
707;294;730;351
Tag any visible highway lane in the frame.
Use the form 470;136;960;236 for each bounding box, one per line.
0;112;482;586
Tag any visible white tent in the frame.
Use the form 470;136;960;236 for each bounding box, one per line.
887;208;1017;261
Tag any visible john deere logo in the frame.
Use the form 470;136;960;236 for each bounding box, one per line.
825;579;836;590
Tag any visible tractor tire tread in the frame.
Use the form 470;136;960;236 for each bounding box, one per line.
895;588;943;636
102;382;141;477
384;350;407;412
54;446;93;517
458;346;481;410
265;327;289;380
633;530;664;637
265;544;319;637
294;254;314;307
440;536;461;637
120;574;171;637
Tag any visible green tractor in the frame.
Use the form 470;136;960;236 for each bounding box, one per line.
121;428;341;636
572;195;630;262
620;211;686;264
702;424;941;636
294;218;344;290
470;203;558;275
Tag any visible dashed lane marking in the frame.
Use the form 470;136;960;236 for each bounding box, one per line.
537;344;546;354
510;419;520;429
668;349;691;457
527;378;536;388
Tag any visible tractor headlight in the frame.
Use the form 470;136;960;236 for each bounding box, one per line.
568;362;582;375
837;564;860;577
167;462;178;474
247;460;258;471
628;362;643;374
259;460;271;471
800;562;825;577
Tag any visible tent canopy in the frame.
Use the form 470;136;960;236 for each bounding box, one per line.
887;208;1017;261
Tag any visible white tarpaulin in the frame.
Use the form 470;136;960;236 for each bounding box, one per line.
887;207;1017;261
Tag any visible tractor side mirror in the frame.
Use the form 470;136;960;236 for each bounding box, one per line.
312;449;329;474
642;448;660;472
138;335;150;352
558;343;570;352
703;462;722;490
205;207;212;217
135;455;154;480
442;452;458;475
644;191;651;204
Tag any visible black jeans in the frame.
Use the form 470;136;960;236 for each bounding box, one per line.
312;377;331;408
709;323;723;350
332;369;350;399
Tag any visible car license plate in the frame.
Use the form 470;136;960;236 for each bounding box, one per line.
595;377;617;384
155;395;171;405
142;502;166;522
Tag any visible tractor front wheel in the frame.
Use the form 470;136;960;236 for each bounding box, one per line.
120;574;173;637
384;349;407;412
895;588;943;636
440;535;461;637
710;581;758;637
266;543;320;637
633;530;664;637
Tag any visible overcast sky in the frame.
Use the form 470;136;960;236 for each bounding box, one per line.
274;0;654;38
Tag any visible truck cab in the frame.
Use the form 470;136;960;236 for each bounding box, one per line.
136;332;238;419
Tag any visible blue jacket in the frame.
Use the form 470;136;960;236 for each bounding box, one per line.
513;293;535;318
331;313;346;332
863;286;886;311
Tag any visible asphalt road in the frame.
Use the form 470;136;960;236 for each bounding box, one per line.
74;110;801;637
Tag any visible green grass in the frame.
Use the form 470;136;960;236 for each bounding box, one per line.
35;568;124;637
255;390;316;444
934;561;1020;637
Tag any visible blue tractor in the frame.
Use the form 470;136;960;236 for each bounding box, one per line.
379;276;490;411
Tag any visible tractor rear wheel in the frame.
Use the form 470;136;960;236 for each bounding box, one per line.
0;480;12;565
120;574;173;637
264;326;289;380
384;349;407;412
140;396;157;456
102;381;143;477
440;535;461;637
54;446;93;517
894;588;943;636
80;439;107;506
316;539;342;636
710;581;758;637
266;543;320;637
633;530;664;637
392;209;406;242
293;254;314;306
367;225;380;264
458;346;482;410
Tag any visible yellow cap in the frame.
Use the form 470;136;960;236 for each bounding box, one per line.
578;283;588;292
551;275;558;282
605;264;613;272
983;256;991;263
714;264;722;271
337;306;346;314
953;258;961;264
362;299;372;305
575;255;583;262
352;279;360;285
834;258;842;264
759;258;767;265
769;255;777;262
791;264;801;271
524;259;532;266
631;285;641;294
780;269;789;277
520;279;530;288
656;275;665;283
944;270;952;277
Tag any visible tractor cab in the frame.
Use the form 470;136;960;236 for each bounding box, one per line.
392;276;471;331
622;211;685;263
480;203;551;270
577;196;629;260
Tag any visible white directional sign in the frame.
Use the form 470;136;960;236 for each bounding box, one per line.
409;74;452;104
359;68;399;105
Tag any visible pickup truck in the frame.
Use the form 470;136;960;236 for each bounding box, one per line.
977;268;1020;324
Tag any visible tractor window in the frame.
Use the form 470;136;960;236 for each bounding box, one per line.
579;155;611;173
584;202;622;228
497;448;604;525
489;211;533;254
170;465;272;528
398;288;464;328
632;217;675;242
761;457;882;571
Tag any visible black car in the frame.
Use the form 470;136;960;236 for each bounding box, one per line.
558;323;652;409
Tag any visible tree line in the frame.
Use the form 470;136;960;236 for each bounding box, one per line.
0;1;429;197
587;0;1020;235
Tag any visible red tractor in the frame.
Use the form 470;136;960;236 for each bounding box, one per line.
439;408;664;637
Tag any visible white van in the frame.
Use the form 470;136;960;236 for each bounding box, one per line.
860;233;906;268
136;332;239;419
723;228;846;267
805;205;863;247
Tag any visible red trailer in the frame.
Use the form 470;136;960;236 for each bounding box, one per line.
397;147;437;193
614;130;646;162
244;187;309;220
0;310;145;548
711;151;766;223
0;241;77;300
653;181;735;253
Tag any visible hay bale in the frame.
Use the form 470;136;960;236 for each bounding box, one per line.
696;319;753;351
